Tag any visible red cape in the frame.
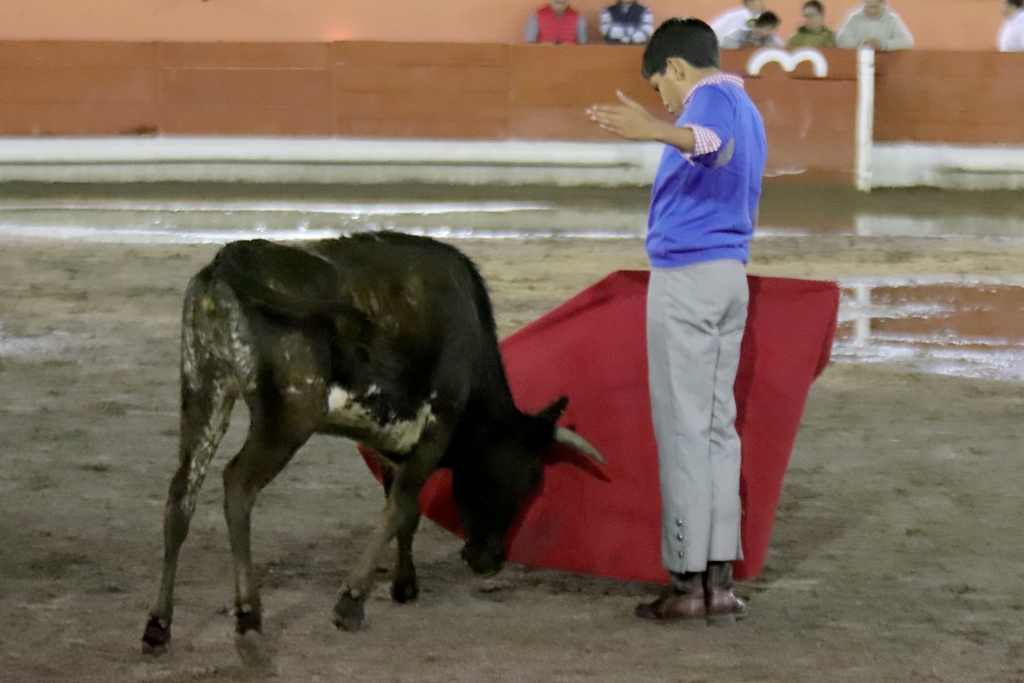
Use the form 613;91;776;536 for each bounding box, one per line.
362;271;838;582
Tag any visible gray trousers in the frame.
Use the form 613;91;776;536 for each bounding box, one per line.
647;260;748;574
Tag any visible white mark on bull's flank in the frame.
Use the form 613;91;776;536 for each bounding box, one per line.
326;385;435;454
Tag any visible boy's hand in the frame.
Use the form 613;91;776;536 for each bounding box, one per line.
587;91;664;141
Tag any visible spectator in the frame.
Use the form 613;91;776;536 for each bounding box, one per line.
998;0;1024;51
600;0;655;44
835;0;914;51
710;0;766;42
787;0;837;48
721;11;784;49
525;0;588;44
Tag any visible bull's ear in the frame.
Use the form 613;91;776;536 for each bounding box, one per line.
535;396;569;424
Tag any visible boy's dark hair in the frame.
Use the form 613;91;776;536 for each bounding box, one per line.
1008;0;1023;9
803;0;825;13
754;11;780;27
641;17;719;78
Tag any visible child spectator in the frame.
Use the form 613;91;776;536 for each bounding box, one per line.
998;0;1024;51
787;0;837;48
721;11;784;49
836;0;914;51
710;0;766;41
525;0;588;44
600;0;655;44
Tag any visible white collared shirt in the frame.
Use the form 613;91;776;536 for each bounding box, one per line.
999;9;1024;51
710;7;758;41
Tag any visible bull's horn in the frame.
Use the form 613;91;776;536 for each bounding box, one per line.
554;427;606;464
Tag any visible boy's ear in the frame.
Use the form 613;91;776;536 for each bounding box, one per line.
665;57;690;80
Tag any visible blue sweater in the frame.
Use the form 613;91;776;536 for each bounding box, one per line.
646;80;767;269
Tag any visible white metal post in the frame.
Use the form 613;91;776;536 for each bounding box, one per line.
855;47;875;192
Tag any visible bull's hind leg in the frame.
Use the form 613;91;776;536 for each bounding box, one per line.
143;377;237;654
223;393;319;636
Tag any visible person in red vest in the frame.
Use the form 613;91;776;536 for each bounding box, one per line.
526;0;589;44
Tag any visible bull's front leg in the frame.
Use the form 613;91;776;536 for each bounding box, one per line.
334;432;447;631
375;455;420;604
391;516;420;603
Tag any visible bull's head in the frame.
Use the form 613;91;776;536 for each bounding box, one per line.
452;397;604;576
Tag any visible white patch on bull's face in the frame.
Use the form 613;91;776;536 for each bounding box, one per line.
326;385;435;454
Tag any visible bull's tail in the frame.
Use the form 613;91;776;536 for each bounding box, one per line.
176;266;249;514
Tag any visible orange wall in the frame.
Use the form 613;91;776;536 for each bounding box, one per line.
875;51;1024;144
0;41;856;181
0;0;1006;51
1;41;1022;181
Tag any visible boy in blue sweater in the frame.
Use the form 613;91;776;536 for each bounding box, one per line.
588;17;767;623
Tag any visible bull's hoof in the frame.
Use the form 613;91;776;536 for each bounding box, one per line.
333;590;365;632
391;577;419;604
141;616;171;655
235;605;262;635
460;546;504;577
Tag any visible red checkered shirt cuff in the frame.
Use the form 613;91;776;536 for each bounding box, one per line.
686;124;723;158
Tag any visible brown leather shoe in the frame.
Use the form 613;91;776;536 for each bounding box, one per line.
635;572;706;621
703;561;747;625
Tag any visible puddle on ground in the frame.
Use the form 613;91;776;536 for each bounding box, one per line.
854;214;1024;238
2;199;1024;380
0;199;649;239
0;225;651;244
0;322;66;357
3;198;1024;240
834;277;1024;381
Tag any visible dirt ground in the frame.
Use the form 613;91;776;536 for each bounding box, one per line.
1;218;1023;682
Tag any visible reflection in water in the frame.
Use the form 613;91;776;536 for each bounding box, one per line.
3;198;1024;238
855;214;1024;238
0;199;649;237
0;322;64;357
834;277;1024;381
0;199;554;216
0;225;646;244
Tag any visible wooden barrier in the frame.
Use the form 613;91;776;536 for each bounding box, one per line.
874;51;1024;146
0;41;1021;182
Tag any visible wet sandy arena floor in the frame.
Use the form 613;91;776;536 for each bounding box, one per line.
1;182;1023;682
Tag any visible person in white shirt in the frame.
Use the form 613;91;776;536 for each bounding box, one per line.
721;11;785;49
710;0;766;42
998;0;1024;51
835;0;914;51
